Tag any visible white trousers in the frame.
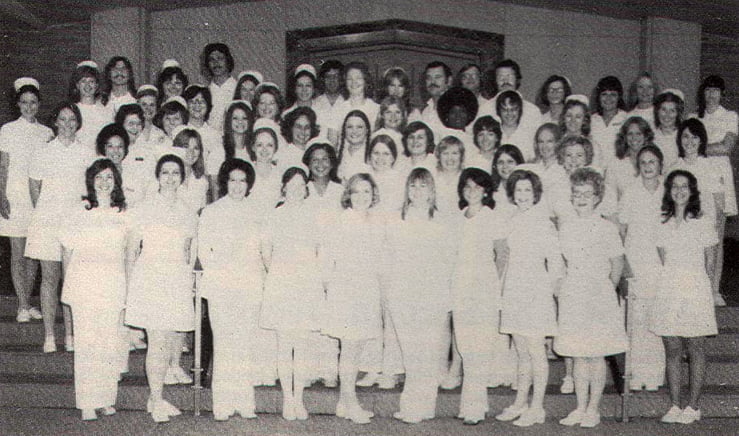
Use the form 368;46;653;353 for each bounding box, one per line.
208;298;256;416
71;305;127;410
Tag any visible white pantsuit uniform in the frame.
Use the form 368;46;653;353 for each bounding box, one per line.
451;207;517;419
198;196;264;416
618;180;666;388
359;170;404;377
58;206;130;411
305;182;344;383
385;216;454;420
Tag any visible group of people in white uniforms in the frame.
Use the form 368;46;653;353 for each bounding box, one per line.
0;38;736;429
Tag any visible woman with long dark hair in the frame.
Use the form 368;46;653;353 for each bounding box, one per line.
58;158;130;420
651;169;718;425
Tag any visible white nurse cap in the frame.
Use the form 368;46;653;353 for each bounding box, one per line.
77;60;99;70
229;99;253;111
163;95;188;109
137;84;158;95
14;77;39;92
238;70;263;84
565;94;590;106
294;64;317;78
161;59;180;70
658;88;685;101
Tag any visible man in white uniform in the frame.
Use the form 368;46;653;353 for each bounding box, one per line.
202;43;237;131
482;59;542;131
102;56;137;114
409;61;454;142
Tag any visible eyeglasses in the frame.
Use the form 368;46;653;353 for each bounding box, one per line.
571;191;596;200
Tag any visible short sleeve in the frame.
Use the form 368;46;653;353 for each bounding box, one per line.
0;125;10;153
28;143;48;181
726;110;739;135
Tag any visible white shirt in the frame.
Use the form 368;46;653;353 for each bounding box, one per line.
480;93;542;133
208;76;237;132
188;122;224;176
591;110;628;161
313;93;345;135
331;98;380;134
653;128;679;169
699;105;738;145
627;106;655;130
273;142;309;171
106;92;137;115
76;102;114;152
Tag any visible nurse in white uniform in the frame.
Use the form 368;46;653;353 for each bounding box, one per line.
387;168;455;423
58;159;130;421
69;61;114;152
198;159;260;421
26;102;94;353
184;85;224;201
652;89;684;169
0;77;52;323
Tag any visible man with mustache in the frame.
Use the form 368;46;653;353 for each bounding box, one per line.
202;42;237;131
409;61;454;141
102;56;137;114
480;59;543;145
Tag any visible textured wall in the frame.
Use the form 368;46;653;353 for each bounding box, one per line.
644;17;702;111
142;0;643;103
90;7;148;85
0;23;91;126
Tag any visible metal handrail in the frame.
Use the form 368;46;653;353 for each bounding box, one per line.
192;270;204;416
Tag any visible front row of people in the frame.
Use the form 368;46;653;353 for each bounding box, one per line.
62;150;716;427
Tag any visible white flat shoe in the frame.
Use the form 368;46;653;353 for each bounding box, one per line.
43;336;56;353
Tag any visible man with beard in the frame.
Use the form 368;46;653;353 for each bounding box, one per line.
409;61;454;141
480;59;542;136
102;56;137;114
202;42;237;131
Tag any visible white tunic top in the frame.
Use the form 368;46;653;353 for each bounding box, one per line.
106;92;137;115
58;205;130;309
198;195;264;300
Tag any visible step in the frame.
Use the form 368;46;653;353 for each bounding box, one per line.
2;345;739;387
1;374;738;419
3;295;739;326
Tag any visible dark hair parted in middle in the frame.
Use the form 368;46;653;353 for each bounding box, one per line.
217;158;256;199
82;158;126;212
661;169;702;222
